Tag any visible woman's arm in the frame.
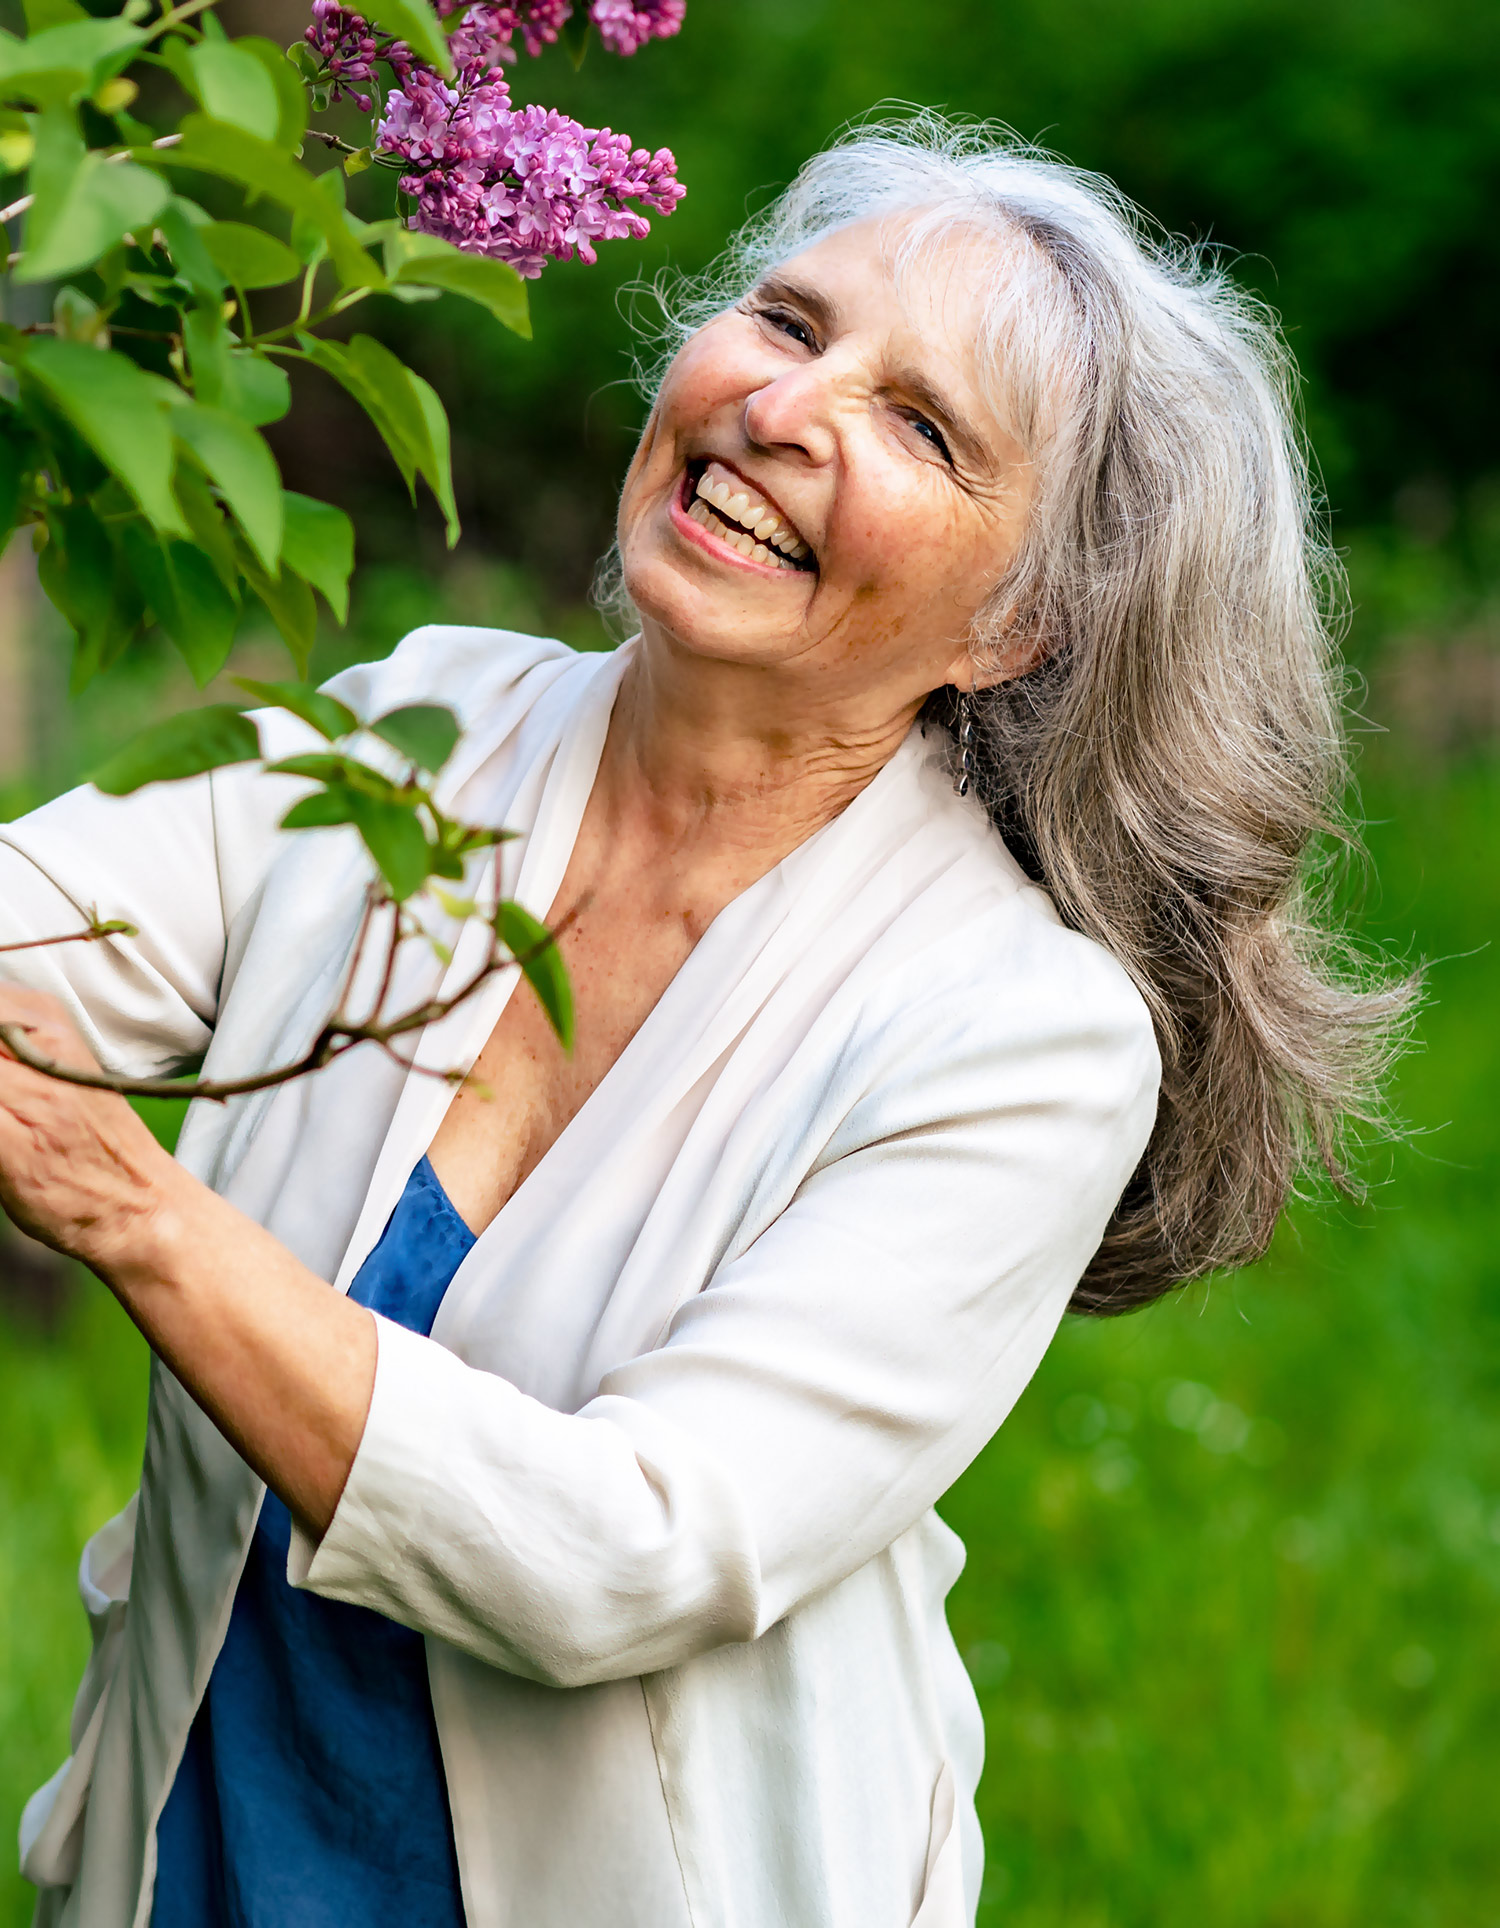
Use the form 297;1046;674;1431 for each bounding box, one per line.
0;982;377;1528
296;932;1160;1685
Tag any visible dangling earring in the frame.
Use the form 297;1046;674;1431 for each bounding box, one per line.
954;689;976;798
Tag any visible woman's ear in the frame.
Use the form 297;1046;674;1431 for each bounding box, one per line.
941;615;1049;692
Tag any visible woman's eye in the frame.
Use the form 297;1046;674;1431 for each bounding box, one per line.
762;307;815;349
909;415;952;463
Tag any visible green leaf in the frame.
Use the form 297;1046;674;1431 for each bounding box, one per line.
362;0;452;77
232;677;357;740
200;220;301;291
17;105;168;284
407;369;459;547
371;703;459;773
281;491;353;622
0;18;145;106
346;790;431;900
23;339;184;535
239;545;316;673
560;9;590;68
280;786;358;831
173;403;283;573
173;459;240;595
118;519;239;686
157;196;226;304
22;0;89;31
90;704;261;795
265;750;377;786
222;351;291;427
229;37;307;152
182;303;231;406
36;497;131;690
389;236;531;339
187;41;280;141
47;159;166;277
295;335;457;539
52;283;106;345
496;901;573;1049
296;333;415;492
160;118;382;291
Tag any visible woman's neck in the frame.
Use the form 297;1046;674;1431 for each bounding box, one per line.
596;627;924;865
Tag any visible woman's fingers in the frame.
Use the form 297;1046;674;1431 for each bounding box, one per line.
0;983;168;1266
0;983;98;1073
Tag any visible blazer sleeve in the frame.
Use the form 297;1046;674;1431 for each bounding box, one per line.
0;767;260;1076
291;917;1162;1689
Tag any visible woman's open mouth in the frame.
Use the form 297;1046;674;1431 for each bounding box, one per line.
675;459;817;574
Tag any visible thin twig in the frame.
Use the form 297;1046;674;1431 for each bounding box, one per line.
140;0;219;45
0;917;568;1104
329;886;383;1027
1;134;184;229
0;921;136;956
305;129;365;157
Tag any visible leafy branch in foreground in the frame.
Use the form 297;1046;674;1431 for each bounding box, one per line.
0;686;574;1102
0;0;684;694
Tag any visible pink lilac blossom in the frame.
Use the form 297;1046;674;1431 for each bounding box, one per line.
433;0;575;65
375;64;683;276
303;0;382;111
587;0;685;57
308;0;684;273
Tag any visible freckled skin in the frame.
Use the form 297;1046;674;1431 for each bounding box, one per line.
429;218;1040;1234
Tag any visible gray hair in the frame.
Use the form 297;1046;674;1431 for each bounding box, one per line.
603;111;1414;1312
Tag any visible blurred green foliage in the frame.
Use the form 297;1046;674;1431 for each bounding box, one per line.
945;760;1500;1924
311;0;1500;588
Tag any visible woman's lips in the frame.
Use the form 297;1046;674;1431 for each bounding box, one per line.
669;461;816;578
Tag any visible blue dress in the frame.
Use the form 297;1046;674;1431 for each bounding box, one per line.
152;1158;474;1928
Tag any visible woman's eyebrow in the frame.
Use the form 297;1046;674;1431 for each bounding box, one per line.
752;271;840;336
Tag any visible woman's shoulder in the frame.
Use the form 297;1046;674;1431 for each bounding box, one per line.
318;625;591;737
829;751;1161;1114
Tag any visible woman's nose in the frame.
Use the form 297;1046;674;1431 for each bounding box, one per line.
742;365;841;467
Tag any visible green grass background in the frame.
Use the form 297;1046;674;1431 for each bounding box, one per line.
2;607;1496;1923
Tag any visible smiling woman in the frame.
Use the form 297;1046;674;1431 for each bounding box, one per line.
0;114;1406;1928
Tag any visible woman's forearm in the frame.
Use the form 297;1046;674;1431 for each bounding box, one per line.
101;1166;378;1538
0;981;376;1538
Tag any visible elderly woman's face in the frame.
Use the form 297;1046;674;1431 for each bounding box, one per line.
617;218;1034;702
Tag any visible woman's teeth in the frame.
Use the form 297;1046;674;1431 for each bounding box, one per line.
689;462;812;568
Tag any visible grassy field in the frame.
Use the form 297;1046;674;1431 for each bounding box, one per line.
1;738;1496;1925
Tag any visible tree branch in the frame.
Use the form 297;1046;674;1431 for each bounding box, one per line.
0;911;571;1104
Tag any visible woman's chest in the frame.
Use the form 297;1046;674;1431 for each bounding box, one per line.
426;889;709;1234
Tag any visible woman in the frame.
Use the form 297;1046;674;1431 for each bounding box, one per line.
2;118;1403;1928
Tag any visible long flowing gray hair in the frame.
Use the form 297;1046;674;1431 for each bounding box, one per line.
603;111;1414;1313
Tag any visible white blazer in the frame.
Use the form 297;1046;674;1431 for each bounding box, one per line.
3;628;1159;1928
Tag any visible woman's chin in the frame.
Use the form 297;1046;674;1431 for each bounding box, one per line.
624;553;812;668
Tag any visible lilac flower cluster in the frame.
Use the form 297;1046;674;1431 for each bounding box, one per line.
304;0;684;274
433;0;575;69
377;65;682;276
304;0;382;112
589;0;686;58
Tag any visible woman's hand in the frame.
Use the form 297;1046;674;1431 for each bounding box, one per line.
0;981;378;1538
0;984;176;1273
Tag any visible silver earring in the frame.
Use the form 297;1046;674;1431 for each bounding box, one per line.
954;691;976;798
